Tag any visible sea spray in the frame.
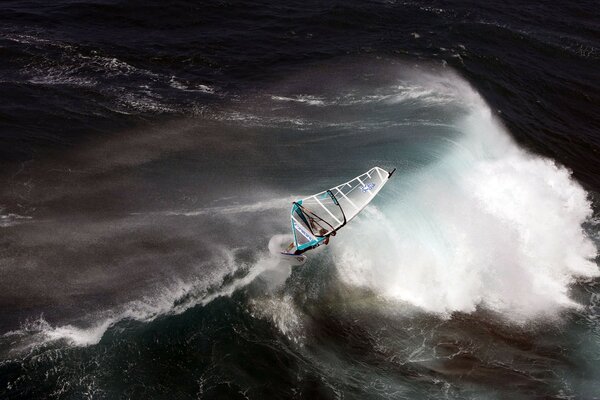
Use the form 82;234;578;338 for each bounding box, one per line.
333;75;598;321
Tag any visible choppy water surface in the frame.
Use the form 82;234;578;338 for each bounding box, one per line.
1;1;599;399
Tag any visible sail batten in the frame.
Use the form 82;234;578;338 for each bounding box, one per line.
334;187;358;210
314;196;343;225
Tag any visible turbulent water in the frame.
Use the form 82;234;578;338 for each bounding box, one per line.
1;1;599;399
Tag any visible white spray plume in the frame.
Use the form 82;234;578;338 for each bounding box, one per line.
333;73;598;322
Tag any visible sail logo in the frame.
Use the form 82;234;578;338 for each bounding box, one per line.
361;183;376;192
293;219;314;241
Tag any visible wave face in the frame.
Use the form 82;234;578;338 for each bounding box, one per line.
1;1;600;399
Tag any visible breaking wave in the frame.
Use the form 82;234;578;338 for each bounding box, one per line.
333;74;598;321
2;248;283;354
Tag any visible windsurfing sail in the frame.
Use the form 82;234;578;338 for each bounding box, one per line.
290;166;395;252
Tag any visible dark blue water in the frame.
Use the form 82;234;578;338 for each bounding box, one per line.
1;1;599;399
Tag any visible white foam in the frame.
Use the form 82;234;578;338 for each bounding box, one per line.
117;92;177;113
0;211;32;227
169;76;215;93
250;295;304;343
27;72;97;87
333;73;598;322
271;95;326;106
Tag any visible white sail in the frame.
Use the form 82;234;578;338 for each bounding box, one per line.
290;166;394;252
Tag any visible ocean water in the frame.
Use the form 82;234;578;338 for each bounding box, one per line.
1;1;599;399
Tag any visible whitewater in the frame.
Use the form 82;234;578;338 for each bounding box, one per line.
334;71;598;321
